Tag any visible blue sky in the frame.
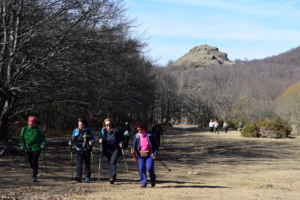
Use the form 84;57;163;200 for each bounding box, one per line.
126;0;300;65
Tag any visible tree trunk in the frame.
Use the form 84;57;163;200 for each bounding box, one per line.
0;113;9;142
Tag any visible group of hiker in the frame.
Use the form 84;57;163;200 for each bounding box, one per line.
208;119;229;133
208;120;246;133
20;116;163;188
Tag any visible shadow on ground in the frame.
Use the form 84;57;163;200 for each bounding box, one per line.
159;185;229;189
160;129;298;167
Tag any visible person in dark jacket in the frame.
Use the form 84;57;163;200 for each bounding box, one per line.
99;118;124;184
132;123;159;188
69;118;95;183
20;116;47;182
151;123;163;147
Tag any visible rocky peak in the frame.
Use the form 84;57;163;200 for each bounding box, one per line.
172;44;234;68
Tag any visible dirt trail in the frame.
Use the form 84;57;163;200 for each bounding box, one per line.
1;129;300;200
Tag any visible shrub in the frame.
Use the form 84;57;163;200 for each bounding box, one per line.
226;120;238;129
257;118;291;138
241;122;259;137
241;118;291;138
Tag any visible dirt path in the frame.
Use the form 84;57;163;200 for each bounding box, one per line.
1;129;300;200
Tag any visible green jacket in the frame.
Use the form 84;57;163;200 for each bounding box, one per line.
20;126;47;152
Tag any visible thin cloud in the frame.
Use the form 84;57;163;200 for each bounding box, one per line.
127;0;300;65
149;0;300;18
141;15;300;42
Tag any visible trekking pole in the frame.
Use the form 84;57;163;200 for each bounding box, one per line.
121;148;129;172
91;150;95;181
157;158;172;172
22;149;28;168
70;147;74;180
21;133;29;168
98;144;103;180
41;147;48;174
41;126;48;175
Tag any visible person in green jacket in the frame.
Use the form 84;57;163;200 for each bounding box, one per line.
20;116;47;182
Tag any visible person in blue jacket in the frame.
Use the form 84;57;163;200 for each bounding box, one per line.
69;118;95;183
99;118;124;184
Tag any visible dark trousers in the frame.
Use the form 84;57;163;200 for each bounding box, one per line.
214;127;219;133
123;136;130;149
155;134;161;147
137;156;156;185
76;151;91;178
104;149;120;179
27;151;41;178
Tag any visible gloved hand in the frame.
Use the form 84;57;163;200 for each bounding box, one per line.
152;152;159;160
99;139;102;144
151;153;156;160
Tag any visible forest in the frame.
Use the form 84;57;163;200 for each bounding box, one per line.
0;0;160;140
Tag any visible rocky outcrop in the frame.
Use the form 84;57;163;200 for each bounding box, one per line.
172;44;234;68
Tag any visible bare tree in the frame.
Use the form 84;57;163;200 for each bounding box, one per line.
0;0;156;139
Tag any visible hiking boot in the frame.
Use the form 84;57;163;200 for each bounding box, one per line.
140;184;147;188
74;177;82;183
109;178;115;184
109;175;116;184
32;177;38;183
84;177;91;183
151;181;156;187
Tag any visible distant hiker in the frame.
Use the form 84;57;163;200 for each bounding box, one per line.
98;118;124;184
223;121;229;133
121;121;131;149
213;120;219;133
20;116;47;182
69;118;95;183
151;123;163;147
132;123;159;188
238;121;244;131
209;120;214;132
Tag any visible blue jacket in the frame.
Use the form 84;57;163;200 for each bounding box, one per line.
99;128;124;152
71;128;95;152
132;132;159;157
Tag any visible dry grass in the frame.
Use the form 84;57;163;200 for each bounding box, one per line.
1;130;300;200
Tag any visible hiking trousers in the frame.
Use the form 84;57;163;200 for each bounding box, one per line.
76;151;91;179
137;156;156;185
104;149;120;179
27;151;41;178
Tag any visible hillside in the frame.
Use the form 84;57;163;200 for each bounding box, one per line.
275;80;300;134
277;80;300;100
167;44;300;92
263;46;300;66
159;44;300;125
